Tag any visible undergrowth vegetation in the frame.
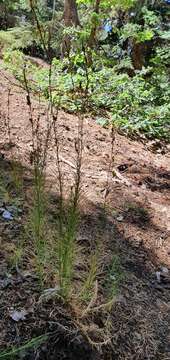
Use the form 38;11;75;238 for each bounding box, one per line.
2;45;170;140
0;0;170;358
0;1;170;140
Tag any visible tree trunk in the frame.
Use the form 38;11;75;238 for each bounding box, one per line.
85;0;101;66
88;0;101;48
62;0;80;56
64;0;80;27
131;41;145;70
131;39;154;70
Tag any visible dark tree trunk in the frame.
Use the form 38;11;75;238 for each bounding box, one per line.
131;42;145;70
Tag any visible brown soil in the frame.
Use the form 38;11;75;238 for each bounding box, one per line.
0;64;170;360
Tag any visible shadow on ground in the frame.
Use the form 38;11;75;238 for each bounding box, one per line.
0;155;169;360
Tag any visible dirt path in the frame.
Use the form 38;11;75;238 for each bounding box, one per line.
0;66;170;359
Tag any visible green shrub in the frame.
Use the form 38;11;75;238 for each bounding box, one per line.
2;45;169;141
0;26;34;55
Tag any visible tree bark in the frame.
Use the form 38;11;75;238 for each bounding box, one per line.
62;0;80;56
88;0;101;48
64;0;80;27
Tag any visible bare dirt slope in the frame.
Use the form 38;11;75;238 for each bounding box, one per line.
0;66;170;359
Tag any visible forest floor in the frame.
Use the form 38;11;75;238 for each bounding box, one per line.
0;64;170;360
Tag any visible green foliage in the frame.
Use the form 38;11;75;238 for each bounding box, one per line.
159;29;170;40
96;117;109;128
152;45;170;68
0;31;15;53
30;167;47;286
77;0;136;10
80;249;98;301
0;335;47;359
0;26;34;54
142;6;160;27
3;50;25;80
57;202;79;299
120;23;154;43
1;0;169;143
3;46;169;141
105;255;124;299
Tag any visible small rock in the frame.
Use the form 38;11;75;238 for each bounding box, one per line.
10;309;28;322
116;215;124;222
2;210;13;220
161;267;169;274
117;164;128;172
